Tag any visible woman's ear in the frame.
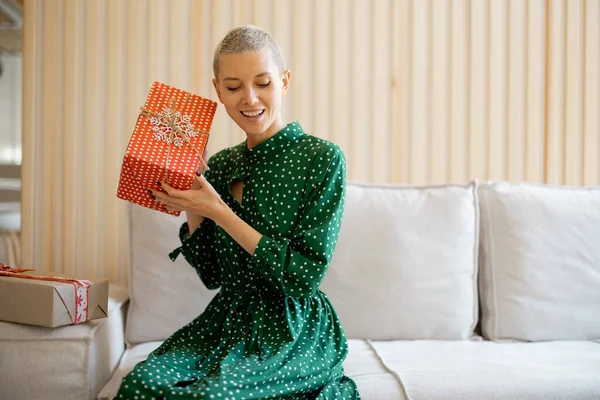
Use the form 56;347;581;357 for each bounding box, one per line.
281;69;291;95
212;78;223;103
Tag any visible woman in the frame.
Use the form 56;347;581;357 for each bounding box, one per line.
116;25;360;400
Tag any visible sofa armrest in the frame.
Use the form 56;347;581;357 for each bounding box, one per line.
0;284;129;400
91;284;129;399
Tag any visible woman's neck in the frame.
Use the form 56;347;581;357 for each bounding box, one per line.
246;117;285;149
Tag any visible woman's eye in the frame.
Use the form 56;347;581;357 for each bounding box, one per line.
257;82;271;88
226;87;240;92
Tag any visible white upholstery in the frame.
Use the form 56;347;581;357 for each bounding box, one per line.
98;339;406;400
126;204;216;346
370;340;600;400
479;182;600;341
322;182;479;340
96;179;600;400
0;284;129;400
100;337;600;400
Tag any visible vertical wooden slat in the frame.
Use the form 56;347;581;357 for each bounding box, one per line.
97;1;108;278
564;0;584;185
21;0;42;270
147;0;168;84
313;0;331;142
291;0;313;135
82;0;103;277
350;0;371;181
272;0;292;125
52;4;64;272
450;0;469;183
330;0;351;158
251;0;271;31
584;0;600;185
208;0;233;154
488;0;508;181
411;0;430;184
105;0;125;284
469;0;488;181
231;0;251;144
121;0;148;278
391;0;411;184
526;0;546;182
190;1;207;95
430;0;450;184
61;0;80;277
507;0;526;182
41;0;60;272
546;0;566;184
371;0;391;183
170;0;191;90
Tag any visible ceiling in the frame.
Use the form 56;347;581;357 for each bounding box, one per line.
0;0;23;53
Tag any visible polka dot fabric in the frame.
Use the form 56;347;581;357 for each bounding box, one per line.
115;122;361;399
117;81;218;217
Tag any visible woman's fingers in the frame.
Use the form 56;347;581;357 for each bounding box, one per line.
157;181;182;197
194;173;206;188
150;187;182;209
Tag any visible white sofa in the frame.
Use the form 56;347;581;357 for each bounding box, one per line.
2;180;600;399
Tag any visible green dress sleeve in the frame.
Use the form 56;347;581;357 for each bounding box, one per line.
169;165;222;290
249;147;346;298
169;219;221;290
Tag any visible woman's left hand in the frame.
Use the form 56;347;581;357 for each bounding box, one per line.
149;174;226;221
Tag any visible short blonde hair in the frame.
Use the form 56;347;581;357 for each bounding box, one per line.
212;25;286;80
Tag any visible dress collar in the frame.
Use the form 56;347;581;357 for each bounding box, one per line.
243;121;305;163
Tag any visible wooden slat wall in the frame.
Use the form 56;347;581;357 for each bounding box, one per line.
21;0;600;285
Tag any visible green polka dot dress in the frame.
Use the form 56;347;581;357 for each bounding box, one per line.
115;122;361;399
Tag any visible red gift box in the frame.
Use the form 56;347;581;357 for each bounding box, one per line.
117;82;218;216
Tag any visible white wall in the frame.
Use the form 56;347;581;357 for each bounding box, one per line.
0;52;22;165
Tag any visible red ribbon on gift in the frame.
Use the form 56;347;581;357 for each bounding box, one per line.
0;263;92;324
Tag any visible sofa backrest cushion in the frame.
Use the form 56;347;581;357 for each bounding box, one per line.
125;205;217;346
321;181;480;340
478;182;600;341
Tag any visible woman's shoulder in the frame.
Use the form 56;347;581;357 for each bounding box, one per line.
298;134;346;165
206;143;245;168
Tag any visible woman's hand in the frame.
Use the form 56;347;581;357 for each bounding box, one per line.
149;173;226;221
191;149;209;190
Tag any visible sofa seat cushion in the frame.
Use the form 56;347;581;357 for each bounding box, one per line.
370;339;600;400
98;339;406;400
0;284;129;400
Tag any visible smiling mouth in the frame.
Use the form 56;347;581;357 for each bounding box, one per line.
240;109;265;117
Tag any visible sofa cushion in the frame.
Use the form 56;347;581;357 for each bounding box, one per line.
0;284;128;400
126;204;217;346
321;181;479;340
97;339;406;400
479;182;600;341
369;339;600;400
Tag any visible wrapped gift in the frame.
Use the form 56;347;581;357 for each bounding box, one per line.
117;81;218;216
0;263;109;328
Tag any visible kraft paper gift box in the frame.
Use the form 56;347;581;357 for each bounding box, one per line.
117;81;218;216
0;264;109;328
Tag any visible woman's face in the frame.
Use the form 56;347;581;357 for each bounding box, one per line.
213;49;290;144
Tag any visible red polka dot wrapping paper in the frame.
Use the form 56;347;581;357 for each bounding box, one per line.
117;81;218;216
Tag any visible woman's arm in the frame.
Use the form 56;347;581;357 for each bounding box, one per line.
152;173;263;255
211;203;262;255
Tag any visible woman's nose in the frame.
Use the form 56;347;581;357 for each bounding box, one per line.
242;88;257;105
